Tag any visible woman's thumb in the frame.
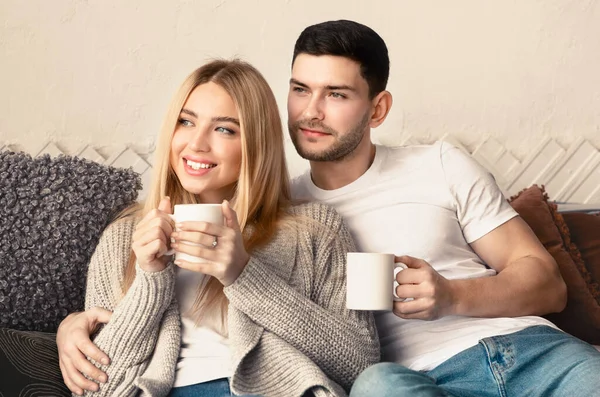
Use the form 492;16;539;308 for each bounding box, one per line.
222;200;240;231
158;196;172;214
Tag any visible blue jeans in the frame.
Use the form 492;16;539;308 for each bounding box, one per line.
350;325;600;397
168;377;261;397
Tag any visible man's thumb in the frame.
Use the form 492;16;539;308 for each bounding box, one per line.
89;307;112;325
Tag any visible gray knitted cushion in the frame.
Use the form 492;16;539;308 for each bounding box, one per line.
0;151;141;332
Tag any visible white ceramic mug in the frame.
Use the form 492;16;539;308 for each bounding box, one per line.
165;204;224;263
346;252;407;311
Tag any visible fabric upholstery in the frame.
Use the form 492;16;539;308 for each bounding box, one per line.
0;328;69;397
0;151;141;332
509;185;600;345
563;212;600;303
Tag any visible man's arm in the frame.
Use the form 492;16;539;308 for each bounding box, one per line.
57;308;111;395
394;217;567;320
454;215;567;316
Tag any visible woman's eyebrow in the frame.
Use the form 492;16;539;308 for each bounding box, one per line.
180;108;197;118
180;110;239;127
212;116;240;126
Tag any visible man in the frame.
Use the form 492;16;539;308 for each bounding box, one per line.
288;19;600;397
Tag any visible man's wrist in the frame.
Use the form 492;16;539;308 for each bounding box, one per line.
446;279;466;317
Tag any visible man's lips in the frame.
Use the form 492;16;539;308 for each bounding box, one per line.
300;127;330;137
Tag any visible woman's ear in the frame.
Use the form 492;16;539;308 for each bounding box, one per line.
369;91;393;129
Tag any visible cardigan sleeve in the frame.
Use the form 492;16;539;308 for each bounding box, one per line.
223;203;380;392
81;219;176;397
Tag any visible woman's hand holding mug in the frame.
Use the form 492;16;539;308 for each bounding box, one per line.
170;200;250;287
131;197;174;273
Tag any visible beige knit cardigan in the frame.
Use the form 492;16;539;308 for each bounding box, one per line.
82;202;379;397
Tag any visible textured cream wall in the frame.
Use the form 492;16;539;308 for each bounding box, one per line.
1;0;599;176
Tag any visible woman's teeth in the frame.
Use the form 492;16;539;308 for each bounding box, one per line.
186;159;216;170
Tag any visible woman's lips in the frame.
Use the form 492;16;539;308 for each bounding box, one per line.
183;159;215;176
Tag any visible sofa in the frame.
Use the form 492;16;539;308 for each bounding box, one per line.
0;151;141;396
0;150;599;396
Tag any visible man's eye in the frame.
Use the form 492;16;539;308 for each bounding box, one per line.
293;86;306;93
330;92;346;99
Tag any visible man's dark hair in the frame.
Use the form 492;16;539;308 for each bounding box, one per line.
292;20;390;98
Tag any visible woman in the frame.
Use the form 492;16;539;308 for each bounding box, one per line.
58;59;379;397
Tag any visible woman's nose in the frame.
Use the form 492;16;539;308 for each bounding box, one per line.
188;128;211;152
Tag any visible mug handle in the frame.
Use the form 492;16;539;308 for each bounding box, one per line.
393;262;408;302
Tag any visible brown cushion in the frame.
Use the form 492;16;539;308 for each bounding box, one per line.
508;185;600;344
562;212;600;302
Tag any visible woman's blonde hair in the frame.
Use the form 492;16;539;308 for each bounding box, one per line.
122;59;291;331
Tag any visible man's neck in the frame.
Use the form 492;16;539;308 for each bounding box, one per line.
309;139;376;191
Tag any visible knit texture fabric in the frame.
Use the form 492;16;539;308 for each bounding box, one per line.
83;202;379;397
0;151;141;332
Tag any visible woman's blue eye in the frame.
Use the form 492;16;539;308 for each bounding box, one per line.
216;127;235;135
178;118;193;127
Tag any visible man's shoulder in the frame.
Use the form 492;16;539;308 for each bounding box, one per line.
375;141;448;175
377;140;446;159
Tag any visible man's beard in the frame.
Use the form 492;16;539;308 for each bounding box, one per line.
288;113;370;162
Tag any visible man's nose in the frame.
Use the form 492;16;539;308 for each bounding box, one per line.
303;97;324;120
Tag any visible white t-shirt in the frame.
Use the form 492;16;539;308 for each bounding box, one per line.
173;268;231;387
291;141;557;371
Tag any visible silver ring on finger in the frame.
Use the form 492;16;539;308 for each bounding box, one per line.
212;236;218;248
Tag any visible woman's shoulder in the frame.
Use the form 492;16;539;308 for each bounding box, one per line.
102;216;139;239
94;215;140;255
288;201;344;229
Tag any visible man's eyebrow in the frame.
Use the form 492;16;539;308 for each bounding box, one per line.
289;78;308;88
289;78;356;92
325;84;356;92
212;116;240;126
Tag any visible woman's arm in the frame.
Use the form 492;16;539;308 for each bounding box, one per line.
81;219;176;396
224;204;380;391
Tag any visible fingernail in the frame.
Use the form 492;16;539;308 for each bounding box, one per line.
165;196;170;200
170;237;176;243
176;223;183;229
99;375;107;383
174;260;181;266
171;243;178;249
101;357;109;365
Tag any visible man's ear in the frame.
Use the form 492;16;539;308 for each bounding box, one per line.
369;90;393;128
